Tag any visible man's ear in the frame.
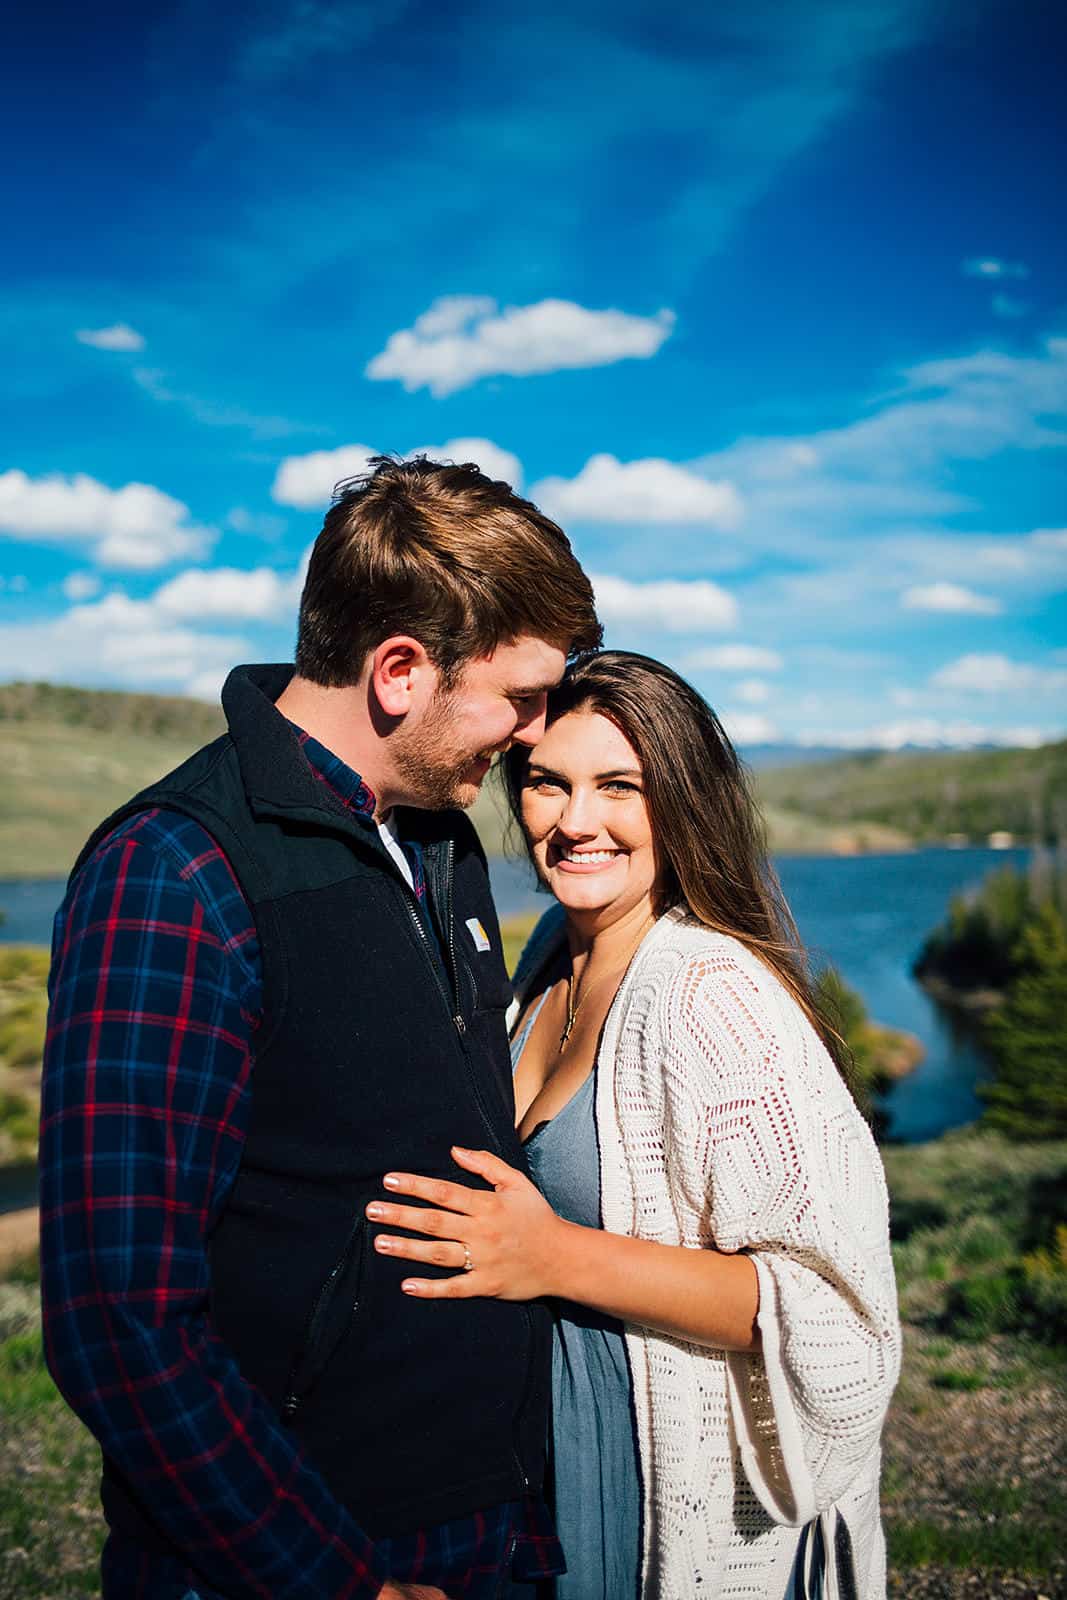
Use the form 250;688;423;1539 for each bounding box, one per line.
370;635;436;718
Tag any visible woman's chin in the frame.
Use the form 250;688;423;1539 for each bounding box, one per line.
547;876;625;916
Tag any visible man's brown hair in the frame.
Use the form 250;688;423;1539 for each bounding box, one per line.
295;455;602;685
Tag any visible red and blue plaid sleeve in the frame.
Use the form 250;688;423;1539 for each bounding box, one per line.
39;808;387;1599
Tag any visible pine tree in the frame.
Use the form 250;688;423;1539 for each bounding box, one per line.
980;903;1067;1139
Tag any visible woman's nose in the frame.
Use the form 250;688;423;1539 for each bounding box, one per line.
557;789;599;838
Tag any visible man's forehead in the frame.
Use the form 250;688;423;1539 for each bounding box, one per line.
476;634;568;688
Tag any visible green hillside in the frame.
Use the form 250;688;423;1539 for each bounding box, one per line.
758;742;1067;846
0;681;1061;878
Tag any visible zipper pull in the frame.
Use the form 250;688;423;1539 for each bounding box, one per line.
281;1394;300;1423
453;1014;466;1035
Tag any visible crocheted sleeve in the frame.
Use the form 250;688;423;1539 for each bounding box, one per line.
658;941;901;1527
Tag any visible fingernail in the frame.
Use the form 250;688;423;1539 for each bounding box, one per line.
383;1174;401;1190
401;1280;420;1294
374;1235;393;1251
366;1203;384;1219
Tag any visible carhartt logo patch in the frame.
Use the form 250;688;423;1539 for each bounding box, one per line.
465;917;491;953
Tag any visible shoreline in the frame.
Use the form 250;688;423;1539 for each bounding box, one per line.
917;974;1004;1013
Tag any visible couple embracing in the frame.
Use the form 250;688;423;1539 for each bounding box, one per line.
40;456;900;1600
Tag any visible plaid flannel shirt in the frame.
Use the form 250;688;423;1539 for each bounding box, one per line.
40;730;563;1599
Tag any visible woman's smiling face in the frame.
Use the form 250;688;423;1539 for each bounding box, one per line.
520;709;659;923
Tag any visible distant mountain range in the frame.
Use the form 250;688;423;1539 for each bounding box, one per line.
1;681;1063;877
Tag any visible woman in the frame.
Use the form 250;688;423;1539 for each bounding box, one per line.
366;653;901;1599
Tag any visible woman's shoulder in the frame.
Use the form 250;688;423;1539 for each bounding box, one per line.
638;909;812;1036
645;908;772;978
512;902;567;1001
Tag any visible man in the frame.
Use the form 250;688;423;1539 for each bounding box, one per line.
39;456;602;1600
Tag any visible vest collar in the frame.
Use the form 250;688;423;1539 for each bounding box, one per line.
221;663;361;830
221;664;456;857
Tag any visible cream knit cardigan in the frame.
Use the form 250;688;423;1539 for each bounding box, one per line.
512;905;901;1600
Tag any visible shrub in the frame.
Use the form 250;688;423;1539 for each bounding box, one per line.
980;904;1067;1140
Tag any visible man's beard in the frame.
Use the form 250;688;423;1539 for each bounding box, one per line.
390;692;499;811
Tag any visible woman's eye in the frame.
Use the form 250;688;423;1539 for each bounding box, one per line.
604;781;639;795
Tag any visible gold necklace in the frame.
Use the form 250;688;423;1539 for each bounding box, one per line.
558;920;655;1050
559;968;590;1049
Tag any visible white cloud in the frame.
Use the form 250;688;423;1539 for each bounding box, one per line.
720;711;779;746
970;542;1031;573
691;336;1067;567
271;445;378;508
532;454;743;527
227;506;287;541
931;653;1067;695
962;258;1030;280
75;322;146;351
366;297;675;397
152;565;299;622
0;592;250;698
133;367;317;441
680;643;783;673
1031;528;1067;552
406;439;523;488
736;678;771;704
184;668;232;702
61;572;101;601
408;296;497;338
591;573;737;633
901;582;1001;615
272;438;526;508
992;294;1029;319
0;469;215;570
802;719;1050;751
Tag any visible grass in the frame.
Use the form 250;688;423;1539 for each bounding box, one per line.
3;926;1064;1597
0;945;49;1166
758;738;1067;845
15;683;1067;880
0;1257;105;1600
887;1517;1062;1572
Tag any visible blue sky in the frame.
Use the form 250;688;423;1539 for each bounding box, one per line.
1;0;1065;748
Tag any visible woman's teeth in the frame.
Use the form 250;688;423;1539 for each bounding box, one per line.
560;849;618;864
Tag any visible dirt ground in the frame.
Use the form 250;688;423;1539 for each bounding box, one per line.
883;1329;1066;1599
0;1207;37;1275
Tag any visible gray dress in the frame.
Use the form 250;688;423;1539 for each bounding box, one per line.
512;999;642;1600
512;995;823;1600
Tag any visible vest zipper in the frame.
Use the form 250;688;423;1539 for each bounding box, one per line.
281;1214;367;1422
399;839;503;1153
440;838;465;1032
401;893;466;1036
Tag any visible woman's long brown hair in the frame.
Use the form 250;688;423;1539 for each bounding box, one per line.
502;650;853;1083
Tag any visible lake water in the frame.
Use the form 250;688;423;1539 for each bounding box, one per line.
488;846;1028;1144
1;846;1027;1162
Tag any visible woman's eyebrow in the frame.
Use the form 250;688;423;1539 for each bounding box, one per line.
526;765;642;781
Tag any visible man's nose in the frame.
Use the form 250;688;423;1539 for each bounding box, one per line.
511;696;548;748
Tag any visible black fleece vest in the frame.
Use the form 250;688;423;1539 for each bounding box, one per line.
73;665;551;1547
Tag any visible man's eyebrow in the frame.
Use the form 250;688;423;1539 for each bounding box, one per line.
504;682;555;698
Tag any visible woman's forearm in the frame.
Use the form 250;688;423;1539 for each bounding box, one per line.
369;1150;761;1351
548;1218;761;1352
